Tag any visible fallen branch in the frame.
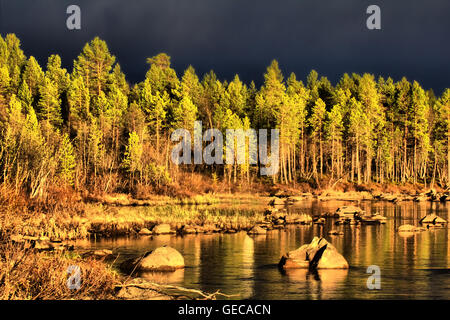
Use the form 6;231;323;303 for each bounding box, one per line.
116;281;239;300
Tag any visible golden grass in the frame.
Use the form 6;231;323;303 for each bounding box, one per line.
0;198;269;240
0;241;119;300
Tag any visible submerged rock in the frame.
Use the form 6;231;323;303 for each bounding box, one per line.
360;213;387;224
313;217;325;225
82;249;113;259
398;224;426;232
279;237;349;270
93;249;113;257
116;278;173;300
328;230;344;236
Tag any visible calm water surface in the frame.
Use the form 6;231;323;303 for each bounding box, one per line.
76;200;450;299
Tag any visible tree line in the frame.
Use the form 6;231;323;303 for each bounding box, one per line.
0;34;449;200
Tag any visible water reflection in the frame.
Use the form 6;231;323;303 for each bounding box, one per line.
282;268;348;300
140;269;185;284
76;200;450;299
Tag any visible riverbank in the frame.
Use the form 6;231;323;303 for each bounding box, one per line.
1;184;448;243
0;241;230;300
0;241;119;299
1;186;449;300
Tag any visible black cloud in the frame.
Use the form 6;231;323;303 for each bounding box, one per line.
1;0;449;93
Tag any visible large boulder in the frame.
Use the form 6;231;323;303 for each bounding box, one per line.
279;237;349;270
139;247;184;271
419;214;447;226
152;224;172;235
121;246;185;273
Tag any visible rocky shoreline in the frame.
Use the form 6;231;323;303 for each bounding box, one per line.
7;188;450;253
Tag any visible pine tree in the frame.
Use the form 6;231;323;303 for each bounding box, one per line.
22;56;44;99
325;103;344;179
309;98;326;178
286;73;309;178
88;116;104;180
73;37;116;97
109;64;129;96
46;54;70;95
434;89;450;184
394;77;412;182
17;80;33;112
357;74;384;183
140;78;168;154
58;133;76;186
68;76;91;126
256;60;285;129
0;66;10;121
173;95;198;135
348;97;368;183
199;70;221;129
181;65;202;106
227;75;247;118
123;131;143;186
411;81;430;183
146;53;180;98
4;34;26;92
38;77;62;129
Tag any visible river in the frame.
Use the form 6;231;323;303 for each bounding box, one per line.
76;200;450;299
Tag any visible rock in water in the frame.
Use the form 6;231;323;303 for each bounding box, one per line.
328;230;344;236
419;214;447;225
279;237;349;269
93;249;113;257
279;237;349;270
116;278;172;300
152;224;172;235
138;246;185;271
247;226;267;235
138;228;152;235
334;206;363;217
268;197;285;207
398;224;425;232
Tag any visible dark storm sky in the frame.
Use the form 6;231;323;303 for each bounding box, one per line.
0;0;449;94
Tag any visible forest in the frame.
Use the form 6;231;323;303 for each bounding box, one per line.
0;33;449;203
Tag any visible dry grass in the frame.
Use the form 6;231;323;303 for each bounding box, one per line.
0;198;268;240
0;241;119;300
